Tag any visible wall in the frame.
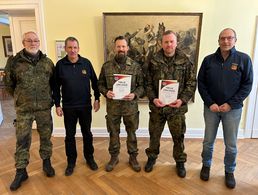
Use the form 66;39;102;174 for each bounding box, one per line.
43;0;258;137
0;23;10;69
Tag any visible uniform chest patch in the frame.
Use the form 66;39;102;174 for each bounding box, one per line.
231;63;238;71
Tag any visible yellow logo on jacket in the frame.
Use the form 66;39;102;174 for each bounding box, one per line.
231;63;238;71
82;69;87;74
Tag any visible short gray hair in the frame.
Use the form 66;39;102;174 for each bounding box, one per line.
219;28;237;40
22;31;38;41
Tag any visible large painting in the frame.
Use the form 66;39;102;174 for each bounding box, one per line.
103;12;202;74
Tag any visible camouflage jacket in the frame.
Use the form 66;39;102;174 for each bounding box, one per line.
146;48;197;115
4;49;55;112
98;57;144;115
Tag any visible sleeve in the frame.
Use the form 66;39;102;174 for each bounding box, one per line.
98;64;108;97
89;62;100;101
197;57;214;107
47;59;55;107
3;56;16;96
146;61;157;102
227;56;253;108
179;60;197;103
132;64;145;99
52;62;62;107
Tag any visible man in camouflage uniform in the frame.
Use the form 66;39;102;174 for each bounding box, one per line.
98;36;144;172
4;31;55;191
144;30;196;178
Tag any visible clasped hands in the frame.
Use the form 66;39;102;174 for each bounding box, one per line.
55;100;100;117
153;98;183;108
209;103;231;112
106;90;135;101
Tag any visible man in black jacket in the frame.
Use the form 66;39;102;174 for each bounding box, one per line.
54;37;100;176
198;28;253;188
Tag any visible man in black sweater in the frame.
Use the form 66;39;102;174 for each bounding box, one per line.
54;37;100;176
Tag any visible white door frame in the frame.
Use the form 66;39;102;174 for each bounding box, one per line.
0;0;48;130
0;0;47;53
244;16;258;138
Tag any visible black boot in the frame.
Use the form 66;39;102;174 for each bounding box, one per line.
129;154;141;172
65;164;75;176
86;156;98;171
144;158;156;172
176;162;186;178
105;155;119;172
43;159;55;177
10;168;28;191
225;171;236;189
200;165;210;181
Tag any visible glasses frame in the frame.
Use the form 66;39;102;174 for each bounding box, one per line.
24;39;40;44
219;36;236;41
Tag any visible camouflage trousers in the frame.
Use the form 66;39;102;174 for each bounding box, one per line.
15;109;53;169
145;111;187;162
105;112;139;156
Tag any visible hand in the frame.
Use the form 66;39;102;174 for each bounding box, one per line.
94;100;100;112
153;98;166;107
56;106;63;117
209;103;220;112
123;93;135;101
219;103;231;112
168;99;183;108
106;90;115;99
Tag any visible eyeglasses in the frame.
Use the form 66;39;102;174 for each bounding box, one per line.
24;39;40;43
219;36;235;41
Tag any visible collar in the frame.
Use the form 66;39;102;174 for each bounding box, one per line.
112;56;131;66
63;54;82;65
19;49;44;63
154;48;186;65
216;46;237;58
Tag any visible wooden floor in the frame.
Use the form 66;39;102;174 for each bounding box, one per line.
0;99;258;195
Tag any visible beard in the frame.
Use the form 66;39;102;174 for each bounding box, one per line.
115;52;126;64
26;48;39;55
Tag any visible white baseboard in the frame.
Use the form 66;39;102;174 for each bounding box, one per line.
53;127;245;139
252;130;258;138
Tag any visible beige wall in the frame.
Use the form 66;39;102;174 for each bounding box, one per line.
43;0;258;132
0;23;10;69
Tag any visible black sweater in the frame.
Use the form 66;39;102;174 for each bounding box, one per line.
54;55;100;108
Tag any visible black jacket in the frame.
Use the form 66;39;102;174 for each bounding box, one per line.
54;55;100;108
198;47;253;109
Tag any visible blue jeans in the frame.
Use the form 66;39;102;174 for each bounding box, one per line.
201;106;242;173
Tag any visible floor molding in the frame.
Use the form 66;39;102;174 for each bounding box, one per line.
53;127;245;139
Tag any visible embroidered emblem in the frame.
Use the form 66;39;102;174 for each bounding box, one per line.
231;63;238;71
82;69;87;74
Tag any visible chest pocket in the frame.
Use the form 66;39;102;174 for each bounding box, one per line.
37;65;52;84
150;63;163;80
173;66;186;83
105;72;114;89
15;63;34;89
